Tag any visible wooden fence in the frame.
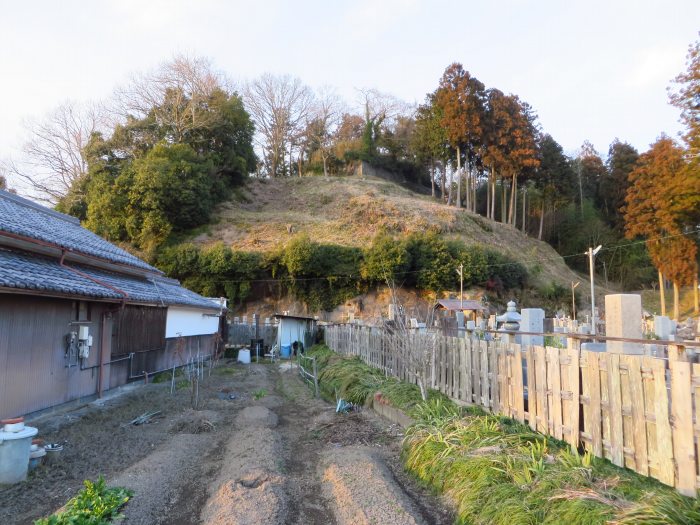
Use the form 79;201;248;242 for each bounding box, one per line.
228;322;278;348
324;324;700;496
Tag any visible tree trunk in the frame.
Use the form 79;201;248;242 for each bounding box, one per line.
491;173;496;220
538;199;545;240
659;270;666;317
695;277;699;315
440;163;446;202
508;173;517;225
430;159;435;197
673;281;680;320
322;154;329;178
447;169;453;206
486;169;490;219
522;188;527;232
501;177;507;223
456;146;462;208
512;176;518;226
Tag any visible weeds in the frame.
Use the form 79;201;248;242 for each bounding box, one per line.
34;477;132;525
310;344;694;524
253;388;267;400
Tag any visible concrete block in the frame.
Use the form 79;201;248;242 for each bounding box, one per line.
520;308;544;346
605;294;643;354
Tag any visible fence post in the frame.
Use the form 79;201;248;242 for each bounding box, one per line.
313;357;319;398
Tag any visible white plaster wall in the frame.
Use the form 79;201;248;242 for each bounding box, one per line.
166;307;219;338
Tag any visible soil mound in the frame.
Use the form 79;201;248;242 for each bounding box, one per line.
236;406;278;428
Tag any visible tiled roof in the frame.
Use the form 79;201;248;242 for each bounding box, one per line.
435;299;487;311
0;190;158;272
0;248;219;310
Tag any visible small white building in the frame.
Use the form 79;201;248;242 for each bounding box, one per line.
274;314;316;358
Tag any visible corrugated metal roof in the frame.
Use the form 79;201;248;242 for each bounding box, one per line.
435;299;487;311
0;247;218;310
0;189;158;272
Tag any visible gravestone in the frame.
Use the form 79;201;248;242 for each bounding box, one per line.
456;311;465;328
605;294;643;354
654;315;672;339
520;308;544;346
466;320;476;331
543;318;554;333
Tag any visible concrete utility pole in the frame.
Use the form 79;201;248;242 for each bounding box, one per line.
456;264;464;308
588;245;602;336
571;281;580;321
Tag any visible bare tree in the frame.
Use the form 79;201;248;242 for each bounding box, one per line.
244;73;313;177
307;86;344;177
113;55;226;143
3;101;104;204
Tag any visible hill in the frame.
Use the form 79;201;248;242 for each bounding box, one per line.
183;175;600;319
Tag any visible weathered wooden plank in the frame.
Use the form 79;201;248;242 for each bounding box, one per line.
498;344;511;416
525;345;537;431
451;337;458;399
647;357;674;486
559;348;571;444
512;344;524;423
671;360;695;496
488;340;497;412
584;351;602;457
481;340;489;410
623;354;648;476
459;338;467;402
547;346;563;439
472;338;481;405
619;353;635;470
608;354;625;467
534;345;548;435
566;347;580;448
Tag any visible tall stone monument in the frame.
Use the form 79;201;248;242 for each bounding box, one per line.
605;294;643;354
520;308;544;346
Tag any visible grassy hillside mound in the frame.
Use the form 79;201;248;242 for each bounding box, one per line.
191;176;584;294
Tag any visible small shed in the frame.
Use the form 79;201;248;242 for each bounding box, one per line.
274;314;316;357
435;299;487;319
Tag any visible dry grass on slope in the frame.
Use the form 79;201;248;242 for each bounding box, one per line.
191;176;585;290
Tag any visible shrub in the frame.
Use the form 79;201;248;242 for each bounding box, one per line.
35;477;132;525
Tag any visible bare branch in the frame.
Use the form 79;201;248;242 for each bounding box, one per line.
3;101;106;203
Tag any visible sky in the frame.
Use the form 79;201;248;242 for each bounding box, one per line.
0;0;698;179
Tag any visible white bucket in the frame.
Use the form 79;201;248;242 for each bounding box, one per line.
237;348;251;364
0;426;38;484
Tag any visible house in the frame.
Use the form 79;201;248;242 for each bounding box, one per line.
274;314;316;357
0;190;222;419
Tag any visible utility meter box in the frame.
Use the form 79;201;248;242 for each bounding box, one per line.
78;326;89;341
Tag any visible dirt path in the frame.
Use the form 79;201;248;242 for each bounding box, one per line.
1;362;452;525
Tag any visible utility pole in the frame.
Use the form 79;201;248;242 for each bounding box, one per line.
456;264;464;309
571;281;580;321
588;245;602;336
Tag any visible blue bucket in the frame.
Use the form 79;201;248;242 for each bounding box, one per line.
280;345;292;358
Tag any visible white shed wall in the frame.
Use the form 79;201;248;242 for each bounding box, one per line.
276;319;309;348
165;307;219;338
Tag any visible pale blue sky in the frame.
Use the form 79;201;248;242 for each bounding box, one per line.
1;0;698;166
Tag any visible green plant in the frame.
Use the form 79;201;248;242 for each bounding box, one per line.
35;477;132;525
253;388;267;400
